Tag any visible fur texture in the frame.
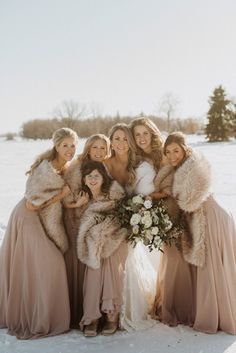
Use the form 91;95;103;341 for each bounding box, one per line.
154;164;192;253
172;152;212;267
63;158;82;204
25;160;68;253
77;181;127;269
154;165;180;223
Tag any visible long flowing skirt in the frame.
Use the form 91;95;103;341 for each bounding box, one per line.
153;243;196;326
0;199;70;339
193;196;236;334
64;208;85;328
120;243;157;331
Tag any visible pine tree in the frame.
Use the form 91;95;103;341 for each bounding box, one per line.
229;100;236;138
205;86;231;142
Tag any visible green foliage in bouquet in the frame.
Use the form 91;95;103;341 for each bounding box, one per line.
116;194;181;252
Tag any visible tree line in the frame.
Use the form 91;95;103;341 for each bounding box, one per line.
4;85;236;142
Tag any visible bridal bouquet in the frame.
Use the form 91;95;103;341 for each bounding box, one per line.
116;194;180;252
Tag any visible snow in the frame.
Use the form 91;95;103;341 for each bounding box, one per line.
0;135;236;353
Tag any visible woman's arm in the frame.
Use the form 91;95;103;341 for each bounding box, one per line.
26;185;71;211
148;190;168;200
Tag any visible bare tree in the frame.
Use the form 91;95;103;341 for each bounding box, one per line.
88;101;103;118
52;100;87;128
158;92;180;132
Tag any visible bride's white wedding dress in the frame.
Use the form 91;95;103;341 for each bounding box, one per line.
120;161;160;331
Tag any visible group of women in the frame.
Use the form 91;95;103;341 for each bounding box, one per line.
0;118;236;340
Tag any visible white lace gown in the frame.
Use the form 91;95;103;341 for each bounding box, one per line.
120;161;160;331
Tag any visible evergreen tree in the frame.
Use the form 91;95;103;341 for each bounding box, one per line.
205;86;231;142
229;100;236;138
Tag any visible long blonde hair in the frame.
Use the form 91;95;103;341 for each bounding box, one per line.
130;117;163;171
26;127;79;175
108;123;138;186
79;133;111;163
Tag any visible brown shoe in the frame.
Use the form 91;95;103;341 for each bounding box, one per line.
84;320;98;337
101;317;119;335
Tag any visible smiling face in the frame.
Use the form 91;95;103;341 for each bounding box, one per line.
133;125;152;153
111;129;129;156
56;137;77;162
165;142;185;167
84;169;103;194
89;138;108;162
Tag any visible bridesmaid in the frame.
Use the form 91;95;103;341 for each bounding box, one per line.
77;161;128;337
0;127;78;339
163;131;236;334
63;133;111;328
130;117;196;327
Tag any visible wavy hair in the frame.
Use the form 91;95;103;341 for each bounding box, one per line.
79;133;111;163
108;123;138;186
26;127;78;175
163;131;192;165
130;117;163;171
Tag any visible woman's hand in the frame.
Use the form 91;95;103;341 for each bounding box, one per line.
75;191;89;208
25;200;41;211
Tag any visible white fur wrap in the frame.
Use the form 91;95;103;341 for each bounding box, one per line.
77;181;127;269
172;152;212;267
25;160;68;253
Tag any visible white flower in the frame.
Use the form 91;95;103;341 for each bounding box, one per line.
130;213;141;226
141;214;152;228
132;195;144;205
165;220;172;230
144;229;153;241
132;225;139;234
144;199;152;209
154;237;162;248
151;226;159;235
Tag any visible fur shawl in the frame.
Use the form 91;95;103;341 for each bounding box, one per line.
172;152;212;267
63;158;82;204
154;165;180;223
77;181;127;269
154;164;192;253
25;160;68;253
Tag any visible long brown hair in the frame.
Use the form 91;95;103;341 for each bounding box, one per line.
163;131;192;166
108;123;138;186
130;117;163;171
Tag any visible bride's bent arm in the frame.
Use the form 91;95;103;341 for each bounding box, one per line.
148;190;168;200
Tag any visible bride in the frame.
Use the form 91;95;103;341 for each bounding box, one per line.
104;122;161;331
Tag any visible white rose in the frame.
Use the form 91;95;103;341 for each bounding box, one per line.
144;199;152;209
165;220;172;230
141;214;152;228
132;195;144;205
151;226;159;235
130;213;141;225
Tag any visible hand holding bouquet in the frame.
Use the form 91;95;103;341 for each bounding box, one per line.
116;194;180;252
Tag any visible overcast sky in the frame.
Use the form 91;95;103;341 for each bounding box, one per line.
1;0;236;133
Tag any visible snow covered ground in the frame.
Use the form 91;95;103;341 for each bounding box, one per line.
0;135;236;353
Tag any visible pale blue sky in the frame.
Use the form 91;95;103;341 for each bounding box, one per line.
1;0;236;133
